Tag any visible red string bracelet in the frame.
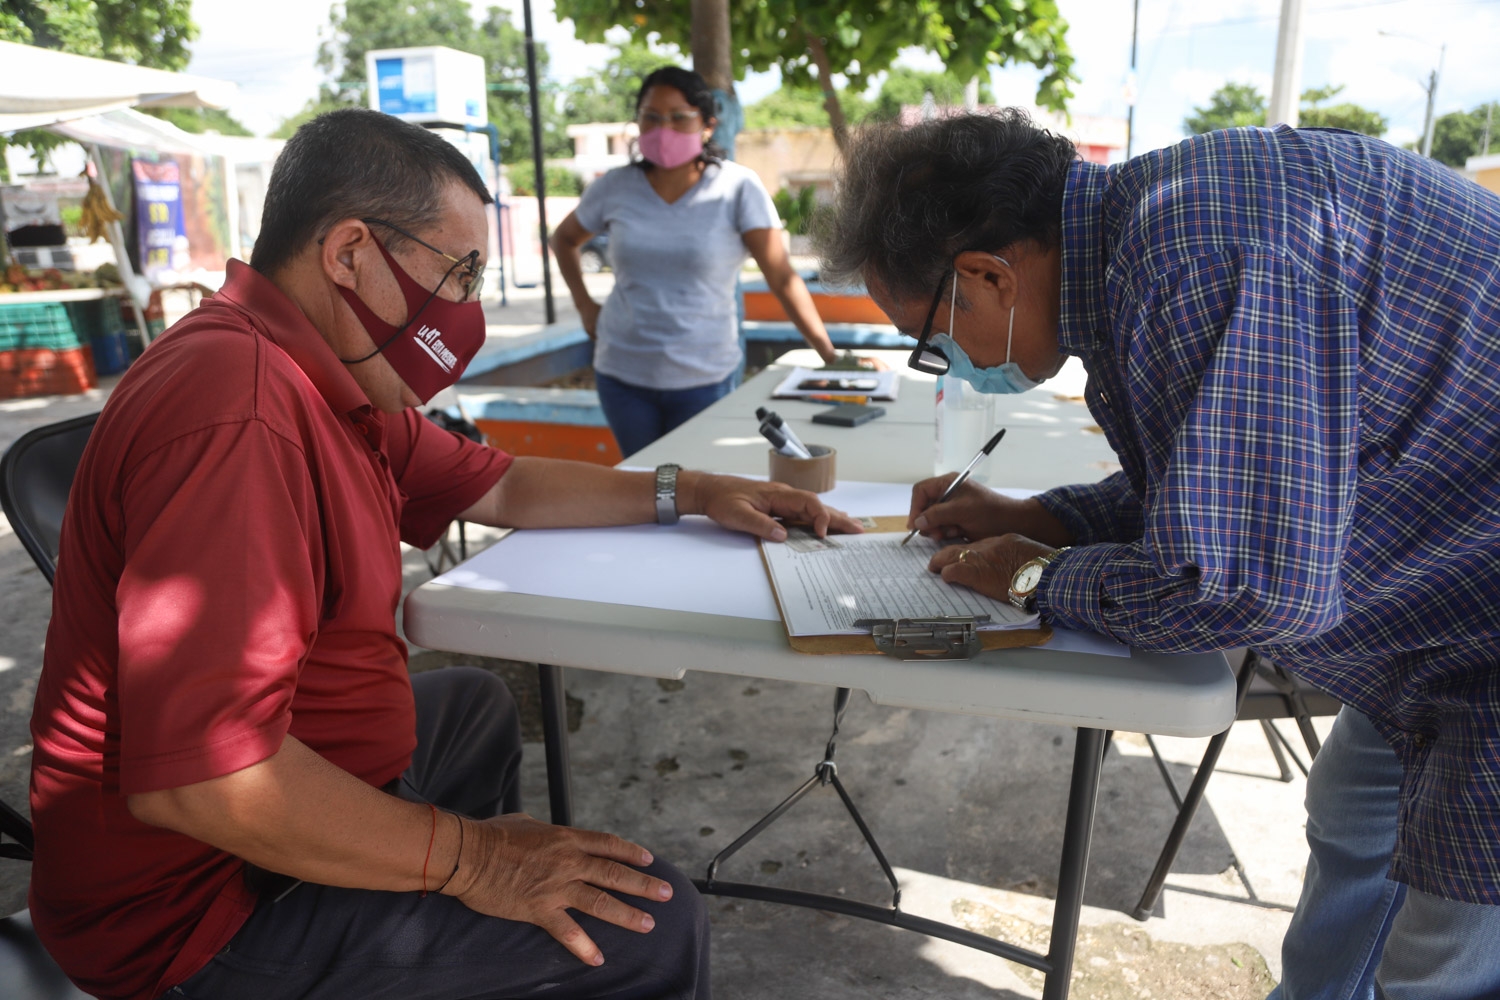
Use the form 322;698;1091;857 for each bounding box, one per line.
420;801;437;897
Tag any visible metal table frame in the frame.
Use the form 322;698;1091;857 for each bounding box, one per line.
537;656;1108;997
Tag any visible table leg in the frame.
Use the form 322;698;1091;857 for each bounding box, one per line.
1043;727;1107;1000
538;663;574;827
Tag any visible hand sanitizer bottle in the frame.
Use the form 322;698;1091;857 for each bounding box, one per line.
934;375;998;483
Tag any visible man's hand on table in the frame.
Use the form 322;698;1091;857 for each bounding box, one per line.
678;471;863;541
926;533;1057;603
907;473;1072;547
448;814;670;967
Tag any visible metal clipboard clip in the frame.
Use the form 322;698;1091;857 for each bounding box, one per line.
851;616;991;660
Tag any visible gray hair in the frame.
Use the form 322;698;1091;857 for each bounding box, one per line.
250;108;492;275
814;109;1077;303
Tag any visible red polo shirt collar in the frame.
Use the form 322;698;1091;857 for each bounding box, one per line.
214;259;373;420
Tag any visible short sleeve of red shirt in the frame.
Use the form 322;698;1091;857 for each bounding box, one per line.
386;410;512;550
116;419;323;796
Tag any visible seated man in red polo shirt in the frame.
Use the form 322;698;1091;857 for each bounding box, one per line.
28;107;857;1000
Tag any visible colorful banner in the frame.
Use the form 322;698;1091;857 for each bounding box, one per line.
132;159;186;282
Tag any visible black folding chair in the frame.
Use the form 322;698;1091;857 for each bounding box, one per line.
1131;649;1341;919
0;413;99;586
0;413;100;998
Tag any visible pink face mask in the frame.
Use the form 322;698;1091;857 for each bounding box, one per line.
638;126;704;169
336;237;486;404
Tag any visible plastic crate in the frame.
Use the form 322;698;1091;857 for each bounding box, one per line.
0;346;98;398
0;300;83;351
62;297;124;338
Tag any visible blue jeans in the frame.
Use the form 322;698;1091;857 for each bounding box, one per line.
1270;707;1500;1000
595;371;738;458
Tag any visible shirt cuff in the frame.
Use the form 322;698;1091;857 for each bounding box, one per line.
1034;542;1126;640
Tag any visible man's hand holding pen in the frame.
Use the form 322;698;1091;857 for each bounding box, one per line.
905;473;1076;602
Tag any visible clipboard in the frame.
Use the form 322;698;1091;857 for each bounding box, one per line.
759;516;1052;657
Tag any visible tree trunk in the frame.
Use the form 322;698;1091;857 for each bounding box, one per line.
690;0;733;94
803;29;848;152
691;0;742;157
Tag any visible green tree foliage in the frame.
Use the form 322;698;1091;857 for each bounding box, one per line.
556;0;1076;137
292;0;562;163
771;184;817;235
1419;104;1499;168
558;40;680;127
745;86;869;130
744;68;988;131
1;0;196;69
1183;82;1266;134
1185;82;1387;138
1;0;203;178
867;67;994;121
144;107;254;136
508;163;583;196
1297;85;1388;137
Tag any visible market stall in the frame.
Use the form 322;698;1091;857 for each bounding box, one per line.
0;39;236;397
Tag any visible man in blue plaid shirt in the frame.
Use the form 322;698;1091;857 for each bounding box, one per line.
819;110;1500;998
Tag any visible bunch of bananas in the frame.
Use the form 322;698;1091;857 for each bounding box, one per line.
80;172;124;243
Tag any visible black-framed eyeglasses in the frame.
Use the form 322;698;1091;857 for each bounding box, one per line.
363;217;484;302
907;269;953;375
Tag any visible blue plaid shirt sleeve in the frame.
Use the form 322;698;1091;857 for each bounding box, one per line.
1034;247;1360;650
1035;472;1142;546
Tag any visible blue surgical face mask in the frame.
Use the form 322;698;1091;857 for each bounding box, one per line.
929;255;1053;395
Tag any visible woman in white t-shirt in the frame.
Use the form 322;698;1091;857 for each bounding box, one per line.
551;66;842;456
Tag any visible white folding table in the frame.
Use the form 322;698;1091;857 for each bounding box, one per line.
406;359;1236;999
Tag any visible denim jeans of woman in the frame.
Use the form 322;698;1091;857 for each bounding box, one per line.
595;371;738;458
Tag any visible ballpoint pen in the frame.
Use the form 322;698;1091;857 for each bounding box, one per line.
901;427;1008;545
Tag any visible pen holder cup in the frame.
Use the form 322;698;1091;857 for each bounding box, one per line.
769;445;837;493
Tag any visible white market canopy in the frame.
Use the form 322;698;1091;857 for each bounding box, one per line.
0;39;237;133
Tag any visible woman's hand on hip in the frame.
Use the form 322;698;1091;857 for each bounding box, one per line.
579;300;601;339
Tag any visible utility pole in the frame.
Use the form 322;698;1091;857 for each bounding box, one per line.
1483;102;1493;157
1268;0;1305;127
691;0;741;158
1419;44;1446;158
521;0;554;323
1125;0;1140;158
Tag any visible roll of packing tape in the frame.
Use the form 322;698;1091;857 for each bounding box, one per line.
768;445;837;493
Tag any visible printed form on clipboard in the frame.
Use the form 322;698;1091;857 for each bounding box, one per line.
759;524;1052;655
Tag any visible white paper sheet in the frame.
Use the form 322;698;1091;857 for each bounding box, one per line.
429;479;1129;656
431;518;783;621
760;531;1038;636
771;366;901;401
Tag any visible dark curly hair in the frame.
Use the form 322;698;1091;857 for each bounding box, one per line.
630;66;726;170
814;109;1077;301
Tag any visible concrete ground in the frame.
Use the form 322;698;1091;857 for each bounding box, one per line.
0;274;1326;998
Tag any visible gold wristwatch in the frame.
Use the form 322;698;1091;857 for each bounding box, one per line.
1007;548;1070;613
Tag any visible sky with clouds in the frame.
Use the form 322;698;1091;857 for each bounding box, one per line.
188;0;1499;156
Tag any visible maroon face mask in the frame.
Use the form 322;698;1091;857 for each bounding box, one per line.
336;236;486;404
